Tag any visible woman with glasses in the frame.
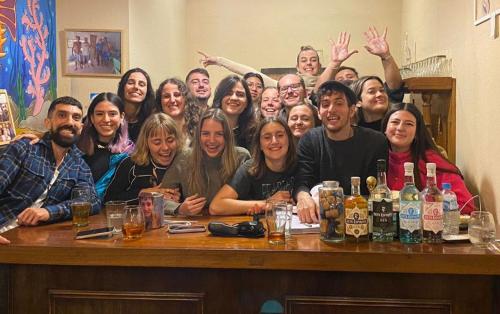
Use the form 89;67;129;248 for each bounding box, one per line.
104;113;180;205
212;75;256;150
157;108;250;216
243;72;265;110
210;117;297;215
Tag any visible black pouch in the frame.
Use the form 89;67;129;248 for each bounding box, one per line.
208;215;265;238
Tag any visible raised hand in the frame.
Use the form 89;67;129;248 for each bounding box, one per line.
329;32;358;65
363;26;391;59
197;51;218;67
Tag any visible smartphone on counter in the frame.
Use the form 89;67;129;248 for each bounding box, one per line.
75;227;114;239
168;224;206;234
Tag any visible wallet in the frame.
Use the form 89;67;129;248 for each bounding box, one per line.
208;216;265;238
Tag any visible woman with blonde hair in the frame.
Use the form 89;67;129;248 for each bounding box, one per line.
104;113;180;204
160;108;250;215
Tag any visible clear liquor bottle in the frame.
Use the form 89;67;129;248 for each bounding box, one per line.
399;162;422;243
371;159;394;242
345;177;369;242
421;163;443;243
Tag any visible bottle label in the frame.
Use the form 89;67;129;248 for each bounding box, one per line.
400;201;421;232
423;202;443;234
443;198;458;211
345;205;368;238
372;199;393;229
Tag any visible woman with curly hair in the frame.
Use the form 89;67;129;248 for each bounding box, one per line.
156;78;201;147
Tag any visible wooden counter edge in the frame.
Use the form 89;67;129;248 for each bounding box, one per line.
0;246;499;275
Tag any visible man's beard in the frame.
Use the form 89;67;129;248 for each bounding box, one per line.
50;125;80;148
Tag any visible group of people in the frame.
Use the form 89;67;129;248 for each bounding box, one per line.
72;35;114;70
0;27;474;245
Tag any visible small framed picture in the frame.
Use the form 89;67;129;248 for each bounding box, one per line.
0;89;17;146
62;29;124;77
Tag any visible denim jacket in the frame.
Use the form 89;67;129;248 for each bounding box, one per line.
0;136;100;226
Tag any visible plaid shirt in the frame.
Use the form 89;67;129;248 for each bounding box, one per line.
0;136;100;226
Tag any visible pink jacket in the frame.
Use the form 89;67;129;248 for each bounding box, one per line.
388;150;475;214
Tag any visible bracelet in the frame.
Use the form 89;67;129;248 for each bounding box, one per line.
381;55;393;61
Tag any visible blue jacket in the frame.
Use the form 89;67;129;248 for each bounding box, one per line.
0;136;101;226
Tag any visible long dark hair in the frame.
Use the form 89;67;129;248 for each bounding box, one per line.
212;75;255;147
382;102;461;189
155;78;201;142
248;117;297;179
78;92;134;156
117;67;156;125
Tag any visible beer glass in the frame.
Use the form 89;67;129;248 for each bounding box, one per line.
71;187;92;227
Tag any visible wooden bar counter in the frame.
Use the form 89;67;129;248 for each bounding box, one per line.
0;214;499;313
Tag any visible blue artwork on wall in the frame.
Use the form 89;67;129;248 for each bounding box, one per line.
0;0;56;129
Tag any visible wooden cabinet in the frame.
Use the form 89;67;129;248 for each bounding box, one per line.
404;77;456;162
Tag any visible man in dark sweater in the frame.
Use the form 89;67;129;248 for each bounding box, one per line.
294;81;388;223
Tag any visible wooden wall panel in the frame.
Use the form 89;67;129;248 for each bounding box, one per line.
285;296;451;314
49;290;204;314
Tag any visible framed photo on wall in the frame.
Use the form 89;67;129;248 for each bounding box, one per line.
62;29;123;77
0;89;17;146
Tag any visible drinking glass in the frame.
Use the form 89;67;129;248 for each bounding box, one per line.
122;205;145;240
265;200;289;245
468;211;497;248
105;201;126;233
71;187;91;227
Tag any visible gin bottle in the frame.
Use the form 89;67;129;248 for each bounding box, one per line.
399;162;422;243
345;177;369;242
371;159;394;242
421;163;443;243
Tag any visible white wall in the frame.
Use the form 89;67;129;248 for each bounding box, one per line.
56;0;129;110
402;0;500;225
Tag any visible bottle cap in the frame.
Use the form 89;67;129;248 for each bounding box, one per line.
376;159;386;172
322;181;339;188
426;162;436;172
404;162;414;171
442;182;451;190
351;177;360;185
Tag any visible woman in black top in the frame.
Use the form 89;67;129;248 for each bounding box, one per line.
117;68;156;142
104;113;180;204
210;117;297;215
212;75;256;150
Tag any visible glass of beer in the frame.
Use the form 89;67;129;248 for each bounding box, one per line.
265;200;289;245
71;187;92;227
122;205;145;240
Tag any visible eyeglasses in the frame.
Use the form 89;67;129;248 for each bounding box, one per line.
279;83;302;95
